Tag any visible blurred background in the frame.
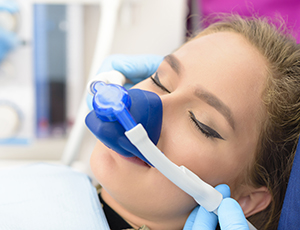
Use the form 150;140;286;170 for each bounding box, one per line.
0;0;299;176
0;0;188;174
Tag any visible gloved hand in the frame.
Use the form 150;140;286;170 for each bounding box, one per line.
87;54;163;110
183;184;249;230
97;54;163;87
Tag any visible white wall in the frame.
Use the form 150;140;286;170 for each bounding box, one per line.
83;0;187;79
112;0;187;55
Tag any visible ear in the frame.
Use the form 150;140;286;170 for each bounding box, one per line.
236;186;272;218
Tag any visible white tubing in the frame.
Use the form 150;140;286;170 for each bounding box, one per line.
125;124;257;230
61;0;122;166
125;124;223;212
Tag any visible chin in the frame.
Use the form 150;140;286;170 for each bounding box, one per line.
90;142;119;185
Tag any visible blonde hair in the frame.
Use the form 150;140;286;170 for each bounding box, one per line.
191;15;300;229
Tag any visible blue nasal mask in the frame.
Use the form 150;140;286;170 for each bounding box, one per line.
85;81;163;165
84;71;256;229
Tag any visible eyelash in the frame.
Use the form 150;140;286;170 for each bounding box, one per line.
189;111;224;140
150;73;171;93
150;73;223;140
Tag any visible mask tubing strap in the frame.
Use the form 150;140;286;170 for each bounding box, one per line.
125;124;257;230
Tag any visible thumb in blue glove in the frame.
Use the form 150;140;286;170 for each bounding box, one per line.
183;184;249;230
218;198;249;230
183;184;231;230
110;54;163;86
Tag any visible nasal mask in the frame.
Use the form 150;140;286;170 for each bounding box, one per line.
85;71;256;230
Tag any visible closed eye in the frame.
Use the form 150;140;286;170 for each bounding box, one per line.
189;111;224;140
150;73;171;93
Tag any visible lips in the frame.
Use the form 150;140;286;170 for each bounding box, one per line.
119;154;151;168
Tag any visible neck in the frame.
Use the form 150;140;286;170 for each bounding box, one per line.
101;189;187;230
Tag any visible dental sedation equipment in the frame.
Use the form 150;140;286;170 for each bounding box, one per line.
85;71;257;230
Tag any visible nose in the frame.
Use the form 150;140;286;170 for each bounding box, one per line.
154;90;186;151
85;88;163;164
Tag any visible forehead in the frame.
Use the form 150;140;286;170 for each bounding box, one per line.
174;32;265;78
172;32;268;133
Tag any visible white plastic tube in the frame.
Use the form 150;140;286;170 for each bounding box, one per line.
125;124;223;212
125;124;257;230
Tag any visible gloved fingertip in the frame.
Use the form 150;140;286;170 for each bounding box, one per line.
218;198;249;230
183;206;200;230
219;198;244;214
112;54;164;79
143;55;164;77
148;55;164;68
192;206;218;229
215;184;231;198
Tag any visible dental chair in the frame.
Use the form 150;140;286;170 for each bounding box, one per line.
278;136;300;229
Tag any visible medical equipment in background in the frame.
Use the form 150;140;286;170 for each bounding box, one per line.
0;0;185;166
85;73;257;230
0;0;34;145
34;4;70;138
34;1;91;140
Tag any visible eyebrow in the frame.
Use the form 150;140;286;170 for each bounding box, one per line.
164;53;235;130
164;54;182;75
195;88;235;130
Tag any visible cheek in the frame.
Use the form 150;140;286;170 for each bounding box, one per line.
158;119;248;189
90;142;111;184
90;141;121;187
157;119;215;181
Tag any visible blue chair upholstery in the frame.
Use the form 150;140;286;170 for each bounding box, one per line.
278;137;300;229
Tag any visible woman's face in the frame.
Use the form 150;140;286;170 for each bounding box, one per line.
90;32;268;229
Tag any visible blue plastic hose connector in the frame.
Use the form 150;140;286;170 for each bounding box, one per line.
91;81;137;131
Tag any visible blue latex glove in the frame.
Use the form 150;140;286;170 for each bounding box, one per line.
87;54;163;110
98;54;163;87
183;184;249;230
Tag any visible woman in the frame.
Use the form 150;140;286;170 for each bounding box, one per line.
89;15;300;230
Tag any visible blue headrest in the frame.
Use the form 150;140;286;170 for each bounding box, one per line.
278;137;300;229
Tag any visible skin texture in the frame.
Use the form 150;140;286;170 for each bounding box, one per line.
90;32;270;230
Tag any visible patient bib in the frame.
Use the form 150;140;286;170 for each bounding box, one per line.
0;163;109;230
